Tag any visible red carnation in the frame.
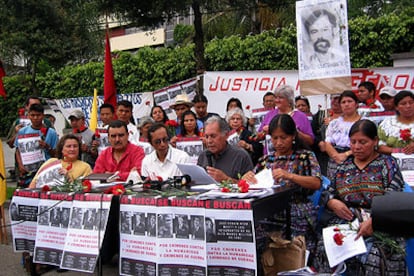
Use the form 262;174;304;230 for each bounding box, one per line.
245;105;250;110
221;187;231;193
18;108;25;117
111;184;126;195
145;100;151;106
333;232;345;246
95;129;100;139
156;176;163;182
41;185;51;192
166;120;179;127
400;129;411;142
82;179;92;193
237;179;249;193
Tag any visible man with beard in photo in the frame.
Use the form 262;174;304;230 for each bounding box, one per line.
304;9;338;67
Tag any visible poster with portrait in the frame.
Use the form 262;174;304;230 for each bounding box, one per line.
157;198;207;275
34;159;65;188
60;193;112;273
10;190;41;252
205;199;257;275
95;127;110;154
16;133;45;172
392;153;414;187
296;0;351;95
119;195;158;276
252;107;272;133
34;193;74;266
176;137;204;164
227;131;240;146
137;139;154;155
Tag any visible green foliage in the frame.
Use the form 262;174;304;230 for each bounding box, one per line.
0;8;413;137
174;24;195;45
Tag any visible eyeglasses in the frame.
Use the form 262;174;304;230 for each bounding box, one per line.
153;137;169;145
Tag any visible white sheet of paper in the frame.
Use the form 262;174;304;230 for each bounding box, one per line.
323;220;367;268
176;164;218;185
251;168;275;189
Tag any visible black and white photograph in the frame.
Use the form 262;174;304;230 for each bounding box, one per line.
50;207;61;227
70;207;83;229
205;217;217;243
120;211;132;234
10;202;21;221
174;214;189;239
146;213;157;237
83;208;97;230
296;0;350;80
190;215;205;240
157;214;173;238
38;206;50;226
60;207;70;228
132;212;146;235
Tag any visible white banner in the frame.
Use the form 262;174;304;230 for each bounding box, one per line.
203;68;414;116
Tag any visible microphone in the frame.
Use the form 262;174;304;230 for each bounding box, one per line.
206;151;213;168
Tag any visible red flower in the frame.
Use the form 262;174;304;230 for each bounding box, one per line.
40;127;48;139
237;179;249;193
111;184;126;195
165;120;179;127
333;232;345;246
145;100;151;106
18;108;25;117
82;179;92;193
245;105;250;110
400;129;411;142
94;129;100;139
156;176;163;182
221;187;231;193
41;185;51;192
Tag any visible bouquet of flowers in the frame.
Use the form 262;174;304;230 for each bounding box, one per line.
400;128;412;145
41;177;92;193
165;120;179;138
220;178;249;193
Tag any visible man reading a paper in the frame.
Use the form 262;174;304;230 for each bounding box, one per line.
197;116;253;183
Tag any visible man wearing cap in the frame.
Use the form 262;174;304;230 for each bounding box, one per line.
170;94;203;135
378;86;397;112
69;109;97;168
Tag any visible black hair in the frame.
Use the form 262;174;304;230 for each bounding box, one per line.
100;103;115;113
117;100;133;110
263;92;275;101
57;134;82;159
358;81;376;96
150;105;168;123
226;97;243;111
108;120;128;134
268;114;308;151
180;110;200;136
394;90;414;106
339;90;359;104
304;9;337;35
28;103;44;113
349;119;377;140
25;96;41;106
148;123;169;143
192;94;208;104
295;95;310;109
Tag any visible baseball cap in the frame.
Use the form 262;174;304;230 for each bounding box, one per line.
68;110;85;120
379;86;397;97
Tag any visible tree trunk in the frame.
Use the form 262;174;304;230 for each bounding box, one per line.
192;0;206;75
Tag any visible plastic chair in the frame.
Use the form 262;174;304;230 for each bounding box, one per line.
309;175;331;221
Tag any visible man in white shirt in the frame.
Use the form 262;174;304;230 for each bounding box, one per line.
141;123;191;180
116;100;139;145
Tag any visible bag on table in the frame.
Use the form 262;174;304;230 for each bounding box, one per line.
261;232;306;276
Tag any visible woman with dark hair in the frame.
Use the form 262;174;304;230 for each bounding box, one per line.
29;134;92;188
295;95;313;121
150;105;168;124
178;110;200;138
313;119;406;274
226;97;243;111
243;114;321;255
378;90;414;155
323;90;361;179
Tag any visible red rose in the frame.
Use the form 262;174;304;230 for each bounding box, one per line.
245;105;250;110
400;129;411;142
41;185;51;192
82;179;92;193
156;176;163;182
18;108;25;117
333;227;341;232
333;232;345;246
237;179;249;193
145;100;151;106
166;120;179;127
111;184;126;195
221;187;231;193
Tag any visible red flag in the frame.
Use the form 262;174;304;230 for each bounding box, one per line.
104;29;117;110
0;60;6;98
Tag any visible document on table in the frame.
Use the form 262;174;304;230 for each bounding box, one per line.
250;168;277;189
176;164;218;185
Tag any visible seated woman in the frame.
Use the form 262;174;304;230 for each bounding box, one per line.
323;90;361;179
378;90;414;155
243;114;321;255
29;134;92;188
313;119;406;274
225;107;263;164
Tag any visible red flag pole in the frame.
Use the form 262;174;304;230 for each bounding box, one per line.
0;60;6;99
104;25;117;110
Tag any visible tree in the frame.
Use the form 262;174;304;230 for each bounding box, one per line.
0;0;102;93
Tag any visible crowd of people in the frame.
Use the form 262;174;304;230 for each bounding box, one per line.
8;81;414;274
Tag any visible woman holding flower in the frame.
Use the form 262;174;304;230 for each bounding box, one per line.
243;114;321;255
313;119;406;274
378;90;414;155
29;134;92;188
